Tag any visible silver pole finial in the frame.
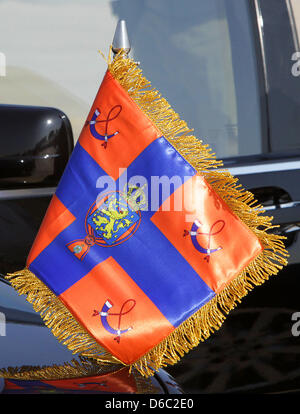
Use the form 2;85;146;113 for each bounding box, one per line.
112;20;131;56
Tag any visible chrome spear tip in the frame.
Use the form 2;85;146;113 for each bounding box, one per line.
112;19;131;55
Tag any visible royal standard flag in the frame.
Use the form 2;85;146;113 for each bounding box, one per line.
6;51;288;376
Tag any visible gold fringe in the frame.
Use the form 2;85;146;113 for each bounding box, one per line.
4;51;288;377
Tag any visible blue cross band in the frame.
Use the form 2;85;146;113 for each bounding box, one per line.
29;137;215;327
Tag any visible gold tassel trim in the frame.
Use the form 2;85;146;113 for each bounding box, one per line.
4;51;288;377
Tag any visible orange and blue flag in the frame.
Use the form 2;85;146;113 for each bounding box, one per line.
6;52;287;376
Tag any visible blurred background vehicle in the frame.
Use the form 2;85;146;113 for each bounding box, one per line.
1;0;300;393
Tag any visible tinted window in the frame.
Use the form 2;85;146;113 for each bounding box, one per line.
112;0;263;158
259;0;300;153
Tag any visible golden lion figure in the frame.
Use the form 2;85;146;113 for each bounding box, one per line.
92;196;133;241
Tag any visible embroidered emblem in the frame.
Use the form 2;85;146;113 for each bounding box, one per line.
87;193;139;245
184;219;225;262
66;186;144;260
93;299;136;343
85;105;122;148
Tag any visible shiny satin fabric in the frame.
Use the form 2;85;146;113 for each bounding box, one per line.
26;69;263;365
152;174;263;293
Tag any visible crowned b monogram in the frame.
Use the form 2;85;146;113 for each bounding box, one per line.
86;105;122;148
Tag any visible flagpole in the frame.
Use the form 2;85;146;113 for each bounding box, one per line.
112;20;131;57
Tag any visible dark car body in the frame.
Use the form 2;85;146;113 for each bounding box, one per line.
1;0;300;394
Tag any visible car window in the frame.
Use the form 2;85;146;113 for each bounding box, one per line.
258;0;300;153
1;0;262;159
113;0;263;159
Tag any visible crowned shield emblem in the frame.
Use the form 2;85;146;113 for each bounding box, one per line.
87;193;140;246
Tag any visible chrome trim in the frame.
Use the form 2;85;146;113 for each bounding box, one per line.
0;187;56;200
227;160;300;175
262;201;300;211
284;224;300;233
253;0;270;93
286;0;300;52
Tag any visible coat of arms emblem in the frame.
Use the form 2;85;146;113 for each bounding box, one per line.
66;186;144;260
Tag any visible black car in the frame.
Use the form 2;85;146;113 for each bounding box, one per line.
1;0;300;394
